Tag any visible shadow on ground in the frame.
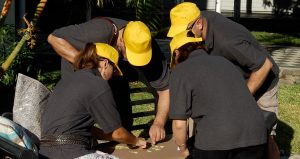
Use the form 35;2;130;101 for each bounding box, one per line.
276;119;294;155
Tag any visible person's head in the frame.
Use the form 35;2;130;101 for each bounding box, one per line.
169;30;203;68
118;21;152;66
74;43;123;80
167;2;205;39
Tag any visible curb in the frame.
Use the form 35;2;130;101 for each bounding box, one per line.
279;67;300;84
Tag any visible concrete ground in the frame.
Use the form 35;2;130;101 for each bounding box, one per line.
270;46;300;84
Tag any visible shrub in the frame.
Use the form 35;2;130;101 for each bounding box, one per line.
0;25;35;87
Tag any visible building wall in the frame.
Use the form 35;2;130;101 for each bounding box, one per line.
221;0;273;13
155;0;297;15
0;0;16;25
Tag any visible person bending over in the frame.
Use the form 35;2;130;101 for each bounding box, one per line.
39;43;146;159
48;19;170;145
169;30;267;159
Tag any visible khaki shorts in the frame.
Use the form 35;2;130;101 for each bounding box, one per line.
257;83;279;136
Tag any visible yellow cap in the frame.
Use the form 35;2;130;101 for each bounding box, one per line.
123;21;152;66
167;2;201;37
170;30;202;66
95;43;123;76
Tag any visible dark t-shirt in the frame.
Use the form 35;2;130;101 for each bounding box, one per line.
169;50;267;150
40;69;122;158
202;11;279;98
52;17;169;91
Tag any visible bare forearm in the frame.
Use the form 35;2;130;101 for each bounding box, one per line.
153;89;170;126
47;34;79;63
110;127;138;145
247;58;273;94
92;126;146;148
91;126;114;141
92;126;137;144
172;120;187;150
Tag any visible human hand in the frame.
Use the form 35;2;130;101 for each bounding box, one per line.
177;147;189;157
134;137;147;149
181;148;190;157
149;123;166;145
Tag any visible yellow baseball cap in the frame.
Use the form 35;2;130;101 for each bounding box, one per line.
167;2;201;37
170;30;202;66
95;43;123;76
123;21;152;66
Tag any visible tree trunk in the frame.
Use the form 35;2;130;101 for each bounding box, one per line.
234;0;241;22
0;0;48;78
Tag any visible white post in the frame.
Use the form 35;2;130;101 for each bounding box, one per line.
216;0;221;13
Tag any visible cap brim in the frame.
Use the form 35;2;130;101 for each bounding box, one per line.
167;24;188;38
126;47;152;66
114;64;123;76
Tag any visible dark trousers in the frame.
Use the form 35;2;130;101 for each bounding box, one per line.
191;144;266;159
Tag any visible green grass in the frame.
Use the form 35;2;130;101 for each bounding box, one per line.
129;82;156;136
277;84;300;154
37;70;61;90
252;31;300;46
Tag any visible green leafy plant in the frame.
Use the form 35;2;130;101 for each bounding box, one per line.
0;25;34;87
126;0;162;37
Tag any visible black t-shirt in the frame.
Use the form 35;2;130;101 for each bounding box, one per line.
169;50;267;150
40;69;122;158
202;11;279;98
52;17;169;91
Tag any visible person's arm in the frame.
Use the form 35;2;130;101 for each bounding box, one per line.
91;126;147;148
149;89;170;145
247;57;273;94
172;119;189;157
47;34;80;63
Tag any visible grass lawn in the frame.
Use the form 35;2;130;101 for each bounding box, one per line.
277;84;300;154
252;32;300;46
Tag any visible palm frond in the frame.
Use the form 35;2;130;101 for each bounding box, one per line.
135;0;162;36
94;0;114;8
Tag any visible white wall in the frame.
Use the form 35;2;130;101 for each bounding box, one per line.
205;0;274;14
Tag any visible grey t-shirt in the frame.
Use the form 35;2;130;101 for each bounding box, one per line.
202;11;279;98
40;69;122;158
52;17;169;91
169;50;267;150
41;69;122;136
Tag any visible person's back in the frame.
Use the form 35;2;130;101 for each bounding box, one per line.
41;69;111;137
170;50;267;150
202;11;279;96
40;69;118;158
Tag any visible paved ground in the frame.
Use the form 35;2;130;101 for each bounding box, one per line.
270;47;300;84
